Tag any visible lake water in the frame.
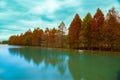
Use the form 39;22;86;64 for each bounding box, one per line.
0;45;120;80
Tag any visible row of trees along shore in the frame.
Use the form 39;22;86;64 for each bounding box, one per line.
8;8;120;51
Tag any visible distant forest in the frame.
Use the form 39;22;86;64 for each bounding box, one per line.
8;8;120;51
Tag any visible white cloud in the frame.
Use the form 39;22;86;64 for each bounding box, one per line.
0;10;21;20
15;0;81;15
0;1;7;7
28;0;61;15
14;0;37;9
0;25;26;40
17;19;59;30
19;20;41;25
18;19;42;28
0;33;13;40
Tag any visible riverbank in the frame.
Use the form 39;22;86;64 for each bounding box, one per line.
6;44;120;56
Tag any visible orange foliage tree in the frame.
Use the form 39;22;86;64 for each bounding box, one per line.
91;8;104;49
68;14;82;49
31;28;43;46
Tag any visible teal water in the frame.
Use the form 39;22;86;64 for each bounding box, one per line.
0;45;120;80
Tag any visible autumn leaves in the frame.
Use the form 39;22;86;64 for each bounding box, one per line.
9;8;120;51
68;8;120;51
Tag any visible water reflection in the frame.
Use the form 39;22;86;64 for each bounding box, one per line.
8;46;120;80
68;51;120;80
117;71;120;80
9;47;69;75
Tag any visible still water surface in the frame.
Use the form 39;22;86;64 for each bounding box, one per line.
0;45;120;80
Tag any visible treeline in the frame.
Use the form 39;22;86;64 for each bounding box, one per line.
2;40;8;44
68;7;120;51
9;8;120;51
9;22;68;48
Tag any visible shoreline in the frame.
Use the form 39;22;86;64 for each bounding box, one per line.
4;44;120;55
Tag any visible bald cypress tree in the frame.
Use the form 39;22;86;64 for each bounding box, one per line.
91;8;104;49
68;13;82;49
103;8;120;51
80;13;92;49
55;21;66;48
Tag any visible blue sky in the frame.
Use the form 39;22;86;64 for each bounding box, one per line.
0;0;120;40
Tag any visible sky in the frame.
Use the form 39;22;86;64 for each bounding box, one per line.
0;0;120;40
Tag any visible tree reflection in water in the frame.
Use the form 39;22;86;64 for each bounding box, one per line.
68;51;120;80
8;47;69;75
8;47;120;80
